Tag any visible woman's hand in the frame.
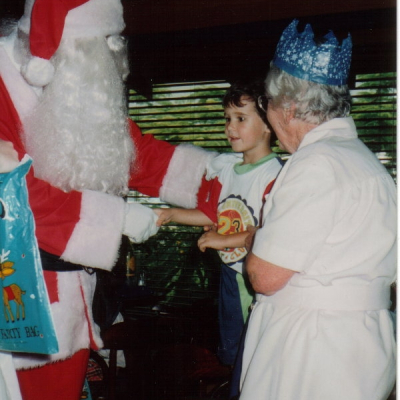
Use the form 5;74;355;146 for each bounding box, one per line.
245;225;258;252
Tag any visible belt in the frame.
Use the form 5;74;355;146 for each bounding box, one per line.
39;249;85;272
255;280;391;311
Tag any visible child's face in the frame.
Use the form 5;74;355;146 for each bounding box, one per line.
224;97;271;160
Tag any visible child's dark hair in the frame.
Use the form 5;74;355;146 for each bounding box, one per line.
223;80;268;124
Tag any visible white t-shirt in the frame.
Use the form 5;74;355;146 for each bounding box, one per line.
200;153;283;273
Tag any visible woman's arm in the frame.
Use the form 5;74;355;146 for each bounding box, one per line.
245;252;296;295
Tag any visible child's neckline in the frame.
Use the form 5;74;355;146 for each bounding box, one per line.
234;152;278;174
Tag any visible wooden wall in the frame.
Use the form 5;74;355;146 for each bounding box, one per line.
121;0;395;94
1;0;396;94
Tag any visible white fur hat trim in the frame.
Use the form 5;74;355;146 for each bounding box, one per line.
21;56;55;87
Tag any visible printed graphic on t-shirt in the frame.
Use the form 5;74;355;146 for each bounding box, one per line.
217;194;257;265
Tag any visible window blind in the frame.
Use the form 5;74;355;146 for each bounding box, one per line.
350;72;396;180
128;81;229;307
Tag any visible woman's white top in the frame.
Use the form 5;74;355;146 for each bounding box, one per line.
240;117;396;400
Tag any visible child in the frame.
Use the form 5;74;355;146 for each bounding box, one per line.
155;81;283;367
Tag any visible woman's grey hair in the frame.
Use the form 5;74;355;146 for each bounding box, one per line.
265;64;352;125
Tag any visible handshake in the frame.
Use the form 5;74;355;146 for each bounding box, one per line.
122;202;160;243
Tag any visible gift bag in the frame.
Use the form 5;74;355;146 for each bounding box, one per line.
0;155;58;354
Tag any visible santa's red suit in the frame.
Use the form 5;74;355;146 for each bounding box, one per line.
0;1;215;398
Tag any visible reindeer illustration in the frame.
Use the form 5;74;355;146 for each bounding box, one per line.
3;284;26;322
1;249;26;322
0;251;15;280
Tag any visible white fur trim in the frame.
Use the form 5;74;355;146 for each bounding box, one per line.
160;144;217;208
0;42;38;120
61;190;125;270
79;270;103;350
19;0;125;39
0;352;22;400
13;271;102;370
21;56;55;87
205;153;243;180
13;271;93;369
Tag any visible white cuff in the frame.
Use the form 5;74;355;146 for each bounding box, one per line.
205;153;243;180
160;144;217;208
0;352;22;400
61;190;125;270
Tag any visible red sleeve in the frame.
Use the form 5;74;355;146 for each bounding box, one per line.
196;176;222;224
128;119;176;197
25;170;82;255
0;76;82;256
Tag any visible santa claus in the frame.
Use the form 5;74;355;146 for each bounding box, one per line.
0;0;215;399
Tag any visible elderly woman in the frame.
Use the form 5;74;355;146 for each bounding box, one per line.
240;20;396;400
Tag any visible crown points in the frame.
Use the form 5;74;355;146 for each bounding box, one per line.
272;19;352;86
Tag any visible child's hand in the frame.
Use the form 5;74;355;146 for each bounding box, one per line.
154;208;173;227
203;223;218;232
198;230;225;252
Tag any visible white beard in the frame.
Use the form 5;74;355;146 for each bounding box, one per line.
22;36;134;195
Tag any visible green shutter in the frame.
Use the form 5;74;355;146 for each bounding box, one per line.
128;81;229;307
350;72;396;180
129;81;230;151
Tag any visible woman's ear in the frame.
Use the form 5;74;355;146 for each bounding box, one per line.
283;103;296;124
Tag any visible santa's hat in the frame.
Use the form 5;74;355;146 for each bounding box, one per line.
18;0;125;87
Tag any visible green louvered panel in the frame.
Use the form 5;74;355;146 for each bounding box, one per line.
129;81;230;151
351;72;396;180
128;81;229;307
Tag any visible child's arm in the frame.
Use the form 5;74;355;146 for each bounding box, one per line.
198;229;251;252
154;207;213;227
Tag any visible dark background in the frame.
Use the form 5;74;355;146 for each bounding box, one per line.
1;0;396;96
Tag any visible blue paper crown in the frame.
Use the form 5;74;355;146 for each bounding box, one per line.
272;20;352;86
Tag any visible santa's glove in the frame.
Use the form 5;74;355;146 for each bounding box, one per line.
123;203;160;243
0;141;19;173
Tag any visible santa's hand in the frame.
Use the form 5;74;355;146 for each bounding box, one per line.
0;141;19;173
123;203;159;243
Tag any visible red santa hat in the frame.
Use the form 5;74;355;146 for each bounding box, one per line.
18;0;126;87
